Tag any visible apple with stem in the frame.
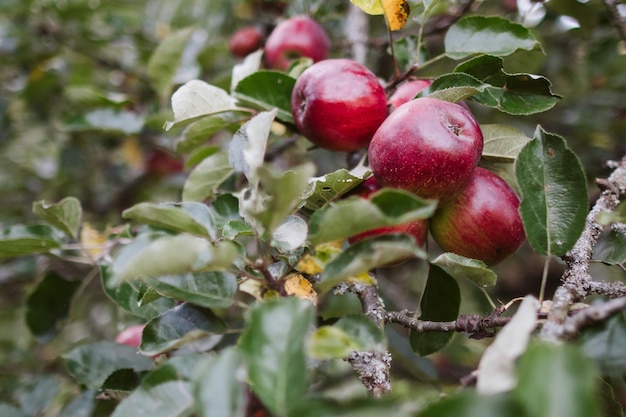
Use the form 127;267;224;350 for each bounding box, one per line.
429;167;525;266
264;15;330;70
347;176;428;246
368;97;483;204
291;59;388;152
229;26;264;58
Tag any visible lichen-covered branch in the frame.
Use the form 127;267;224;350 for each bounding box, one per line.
562;296;626;338
540;156;626;342
602;0;626;44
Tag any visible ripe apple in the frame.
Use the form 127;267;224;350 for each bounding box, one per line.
388;79;432;112
368;97;483;204
264;15;330;70
115;324;145;349
429;167;525;266
291;59;388;152
347;177;428;246
229;26;264;58
145;148;184;177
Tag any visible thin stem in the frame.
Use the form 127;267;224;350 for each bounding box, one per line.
538;256;551;303
418;52;446;70
479;286;498;310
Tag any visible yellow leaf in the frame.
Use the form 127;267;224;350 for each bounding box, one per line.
383;0;410;31
118;137;145;172
296;240;344;275
284;274;318;305
345;271;377;286
80;223;108;258
297;254;324;275
350;0;384;15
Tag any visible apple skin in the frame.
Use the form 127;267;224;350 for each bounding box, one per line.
115;324;145;349
145;148;184;177
229;26;264;58
347;177;428;246
291;59;388;152
264;16;330;70
388;79;432;112
429;167;525;266
368;97;483;204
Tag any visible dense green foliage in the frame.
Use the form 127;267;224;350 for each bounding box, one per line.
1;0;626;416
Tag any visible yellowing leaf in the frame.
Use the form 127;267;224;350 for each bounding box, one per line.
118;137;145;172
81;223;108;258
295;240;344;275
383;0;410;31
344;271;377;286
284;274;317;305
297;254;324;275
350;0;384;15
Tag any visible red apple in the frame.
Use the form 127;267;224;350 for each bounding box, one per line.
429;167;525;266
264;15;330;70
388;79;432;112
145;148;184;177
291;59;388;152
347;177;428;246
229;26;264;58
115;324;145;349
368;97;483;204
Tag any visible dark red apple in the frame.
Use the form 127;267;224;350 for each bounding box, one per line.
368;97;483;204
264;15;330;70
429;167;525;266
145;148;184;177
265;16;330;70
291;59;388;152
229;26;264;58
115;324;145;348
347;177;428;246
388;79;432;112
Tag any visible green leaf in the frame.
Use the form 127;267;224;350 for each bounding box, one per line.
101;266;175;320
165;80;239;130
445;16;540;60
140;303;226;356
222;220;255;239
63;341;153;389
100;368;146;400
319;234;426;293
271;215;308;253
32;197;82;240
514;343;600;417
419;391;526;417
233;71;296;123
432;253;497;287
0;224;62;260
228;109;277;185
238;297;315;417
0;403;27;417
308;315;387;359
302;168;369;213
593;229;626;265
410;265;461;356
453;55;560;115
182;150;234;202
231;50;264;91
25;271;81;343
429;73;485;103
147;27;194;97
240;164;315;236
111;380;194;417
515;127;588;256
308;189;436;246
579;311;626;375
193;348;247;417
145;271;237;309
110;234;238;286
122;202;216;239
175;112;248;154
481;124;532;163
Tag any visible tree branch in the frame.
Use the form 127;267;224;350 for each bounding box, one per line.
602;0;626;44
540;156;626;342
562;296;626;338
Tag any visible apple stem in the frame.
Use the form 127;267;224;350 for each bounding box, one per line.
538;256;551;303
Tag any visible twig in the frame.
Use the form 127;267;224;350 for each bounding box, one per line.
540;156;626;342
602;0;626;44
562;296;626;338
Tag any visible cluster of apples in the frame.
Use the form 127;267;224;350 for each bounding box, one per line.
229;16;525;266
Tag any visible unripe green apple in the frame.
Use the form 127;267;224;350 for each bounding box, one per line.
368;97;483;204
264;16;330;70
388;79;432;112
228;26;264;58
291;59;388;152
429;167;525;266
347;177;428;246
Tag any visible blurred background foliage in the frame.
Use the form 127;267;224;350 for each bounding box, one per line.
1;0;626;414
